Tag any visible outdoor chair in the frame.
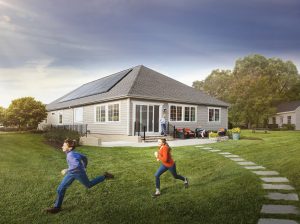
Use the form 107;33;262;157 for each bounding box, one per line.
184;128;195;138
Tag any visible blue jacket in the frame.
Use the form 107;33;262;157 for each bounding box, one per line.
66;150;88;172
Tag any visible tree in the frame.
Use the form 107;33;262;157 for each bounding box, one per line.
6;97;47;129
193;54;300;128
0;106;5;125
193;69;232;101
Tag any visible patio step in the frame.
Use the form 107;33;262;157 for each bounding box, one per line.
142;135;174;142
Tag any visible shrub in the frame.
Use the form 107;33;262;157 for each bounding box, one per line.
209;132;219;138
231;127;241;133
43;128;81;148
281;124;295;130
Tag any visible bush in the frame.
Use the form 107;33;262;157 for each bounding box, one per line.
43;128;81;148
281;124;295;130
209;132;219;138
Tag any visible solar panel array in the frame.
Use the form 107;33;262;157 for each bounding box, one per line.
59;69;132;103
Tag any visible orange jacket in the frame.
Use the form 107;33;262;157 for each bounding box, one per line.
158;144;174;167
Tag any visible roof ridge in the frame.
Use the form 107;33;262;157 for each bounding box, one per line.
127;65;144;95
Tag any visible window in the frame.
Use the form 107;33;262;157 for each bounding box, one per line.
287;116;291;124
170;105;182;121
272;117;276;124
74;108;83;123
108;104;119;121
59;114;63;124
96;105;106;122
208;108;220;122
170;105;196;122
184;106;196;122
96;103;119;122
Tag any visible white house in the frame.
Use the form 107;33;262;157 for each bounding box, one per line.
268;101;300;130
42;65;229;142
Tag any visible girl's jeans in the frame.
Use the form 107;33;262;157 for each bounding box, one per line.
54;169;105;208
154;163;185;189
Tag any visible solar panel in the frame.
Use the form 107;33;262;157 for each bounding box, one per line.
59;68;132;102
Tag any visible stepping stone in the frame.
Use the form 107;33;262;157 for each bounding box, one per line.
265;192;299;201
230;158;245;162
195;146;204;148
209;149;221;152
244;166;265;170
224;155;240;158
237;161;256;166
260;204;300;215
252;171;279;176
262;184;295;190
258;218;299;224
219;152;231;155
260;177;289;183
203;147;212;150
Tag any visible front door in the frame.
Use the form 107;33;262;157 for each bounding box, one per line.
135;104;160;134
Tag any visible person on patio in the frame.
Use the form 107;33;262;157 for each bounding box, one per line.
160;115;167;136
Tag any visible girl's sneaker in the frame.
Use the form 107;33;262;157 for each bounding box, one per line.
152;189;161;198
184;177;189;188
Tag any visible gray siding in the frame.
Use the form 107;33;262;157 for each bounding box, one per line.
84;99;128;135
168;105;228;131
296;107;300;130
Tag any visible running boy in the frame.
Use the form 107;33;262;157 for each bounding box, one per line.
46;139;114;213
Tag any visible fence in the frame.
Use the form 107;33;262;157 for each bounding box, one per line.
41;124;88;137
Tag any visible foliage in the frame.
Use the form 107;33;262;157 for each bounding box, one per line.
193;54;300;128
281;124;295;130
43;128;81;148
0;106;5;125
231;127;241;133
5;97;47;129
209;132;219;138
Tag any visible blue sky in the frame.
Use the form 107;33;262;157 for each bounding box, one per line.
0;0;299;107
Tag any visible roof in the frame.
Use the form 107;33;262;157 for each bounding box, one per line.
276;101;300;113
46;65;229;111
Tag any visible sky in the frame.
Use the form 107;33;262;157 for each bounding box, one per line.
0;0;300;108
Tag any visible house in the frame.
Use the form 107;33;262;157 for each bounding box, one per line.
43;65;229;142
268;101;300;130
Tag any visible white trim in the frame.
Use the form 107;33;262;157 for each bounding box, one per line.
208;107;221;123
94;101;121;124
168;103;197;122
276;111;296;115
127;98;130;135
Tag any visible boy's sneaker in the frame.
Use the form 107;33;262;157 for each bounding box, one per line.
184;177;189;188
104;172;114;179
45;207;61;214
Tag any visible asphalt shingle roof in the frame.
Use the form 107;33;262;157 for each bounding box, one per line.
276;101;300;113
46;65;229;111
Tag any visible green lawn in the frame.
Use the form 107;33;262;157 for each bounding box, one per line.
0;131;299;224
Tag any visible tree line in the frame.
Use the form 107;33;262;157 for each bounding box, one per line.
0;97;47;129
193;54;300;128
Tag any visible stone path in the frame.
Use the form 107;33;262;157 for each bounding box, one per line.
196;145;300;224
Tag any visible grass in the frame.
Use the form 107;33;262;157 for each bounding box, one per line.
0;131;299;223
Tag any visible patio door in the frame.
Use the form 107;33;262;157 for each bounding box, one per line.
135;104;160;134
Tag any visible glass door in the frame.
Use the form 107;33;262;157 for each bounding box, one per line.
135;104;160;134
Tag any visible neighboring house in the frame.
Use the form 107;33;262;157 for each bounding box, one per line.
43;65;229;136
268;101;300;130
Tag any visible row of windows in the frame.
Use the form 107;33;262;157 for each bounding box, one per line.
272;115;292;125
56;105;221;123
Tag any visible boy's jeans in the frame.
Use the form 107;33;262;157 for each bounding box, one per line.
54;169;105;208
154;163;185;189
